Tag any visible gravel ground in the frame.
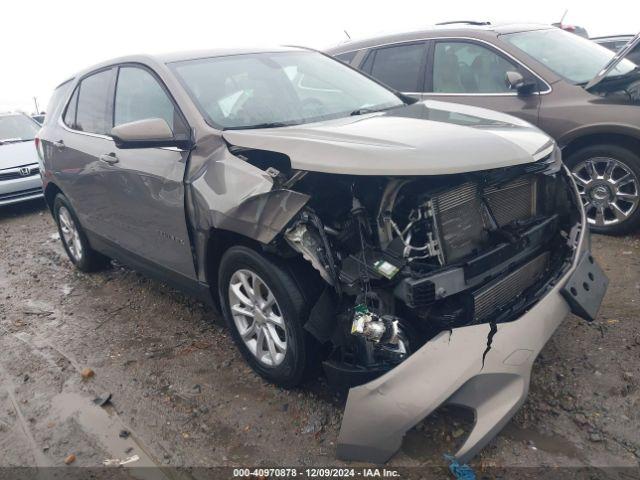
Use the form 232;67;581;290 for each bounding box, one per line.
1;199;639;477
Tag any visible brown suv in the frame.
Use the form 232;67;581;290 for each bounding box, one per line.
327;24;640;234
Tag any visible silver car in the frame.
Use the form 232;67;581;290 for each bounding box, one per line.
38;47;607;463
0;112;43;206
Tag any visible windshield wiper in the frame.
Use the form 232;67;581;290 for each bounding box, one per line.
224;122;297;131
583;66;640;89
350;105;401;116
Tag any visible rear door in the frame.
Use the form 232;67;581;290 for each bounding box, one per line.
421;39;542;125
359;42;428;100
104;64;195;278
53;67;118;239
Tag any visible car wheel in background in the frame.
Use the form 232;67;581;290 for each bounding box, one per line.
566;144;640;235
53;194;110;272
218;246;317;388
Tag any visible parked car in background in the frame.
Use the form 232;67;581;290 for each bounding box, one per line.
551;10;588;38
552;22;588;38
37;47;605;463
593;35;634;52
593;34;640;65
0;112;43;206
327;25;640;234
32;113;46;124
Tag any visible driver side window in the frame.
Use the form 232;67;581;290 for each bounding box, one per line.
114;66;187;135
432;41;519;94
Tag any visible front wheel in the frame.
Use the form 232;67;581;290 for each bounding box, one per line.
218;246;316;387
566;144;640;235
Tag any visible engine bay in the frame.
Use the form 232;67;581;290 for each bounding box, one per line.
233;146;582;387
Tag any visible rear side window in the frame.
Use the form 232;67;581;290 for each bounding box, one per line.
75;69;113;135
368;43;426;92
114;67;186;134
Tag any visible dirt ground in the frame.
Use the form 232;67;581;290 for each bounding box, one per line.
1;199;639;477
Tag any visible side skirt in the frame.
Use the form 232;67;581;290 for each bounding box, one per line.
85;230;217;309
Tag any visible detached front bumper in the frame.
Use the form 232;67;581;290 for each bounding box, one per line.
337;219;607;463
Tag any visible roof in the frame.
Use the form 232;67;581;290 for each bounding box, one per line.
67;45;307;81
326;23;552;54
156;45;304;63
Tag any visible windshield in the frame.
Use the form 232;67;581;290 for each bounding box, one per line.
0;114;40;143
503;28;637;84
170;51;405;129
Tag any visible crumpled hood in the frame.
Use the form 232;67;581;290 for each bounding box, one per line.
0;141;39;170
222;100;554;176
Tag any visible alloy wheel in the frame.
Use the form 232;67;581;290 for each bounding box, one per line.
571;157;639;228
58;206;83;262
228;269;288;367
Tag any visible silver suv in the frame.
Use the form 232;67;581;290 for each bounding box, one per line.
37;47;606;463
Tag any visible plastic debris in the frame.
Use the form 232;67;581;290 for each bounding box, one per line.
103;454;140;466
93;392;112;407
444;454;476;480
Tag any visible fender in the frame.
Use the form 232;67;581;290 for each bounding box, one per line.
186;143;310;287
557;123;640;149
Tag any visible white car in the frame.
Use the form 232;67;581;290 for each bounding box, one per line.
0;112;43;206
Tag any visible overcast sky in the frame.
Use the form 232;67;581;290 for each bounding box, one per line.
2;0;638;112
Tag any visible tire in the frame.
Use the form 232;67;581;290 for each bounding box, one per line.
53;194;110;272
565;144;640;235
218;246;317;387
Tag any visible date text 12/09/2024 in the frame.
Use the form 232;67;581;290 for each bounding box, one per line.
233;468;401;477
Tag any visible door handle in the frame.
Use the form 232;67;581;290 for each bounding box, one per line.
99;153;119;165
53;140;65;150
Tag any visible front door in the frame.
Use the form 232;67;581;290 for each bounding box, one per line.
421;40;542;126
101;65;196;279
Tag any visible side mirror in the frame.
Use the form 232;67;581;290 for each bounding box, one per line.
505;71;536;96
111;118;192;149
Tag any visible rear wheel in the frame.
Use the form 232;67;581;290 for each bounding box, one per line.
566;144;640;235
218;246;316;387
53;194;110;272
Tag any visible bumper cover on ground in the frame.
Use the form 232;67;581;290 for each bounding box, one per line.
337;222;602;464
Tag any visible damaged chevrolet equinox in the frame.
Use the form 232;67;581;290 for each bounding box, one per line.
37;47;607;463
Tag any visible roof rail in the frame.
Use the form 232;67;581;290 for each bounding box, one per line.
436;20;491;26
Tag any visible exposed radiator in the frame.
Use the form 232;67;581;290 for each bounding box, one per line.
432;176;538;263
432;182;488;263
484;176;537;227
472;251;549;322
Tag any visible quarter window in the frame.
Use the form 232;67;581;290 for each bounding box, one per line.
63;87;79;129
334;51;357;65
114;67;183;133
432;42;518;94
45;80;73;126
75;69;113;134
368;43;426;92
